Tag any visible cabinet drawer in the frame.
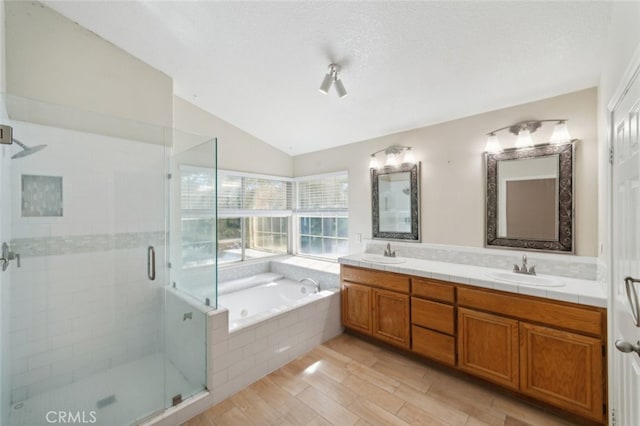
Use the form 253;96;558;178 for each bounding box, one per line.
412;278;455;303
412;326;455;366
458;287;603;337
411;297;455;335
342;265;409;293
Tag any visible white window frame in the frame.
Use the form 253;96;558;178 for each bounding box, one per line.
293;171;349;261
217;170;293;264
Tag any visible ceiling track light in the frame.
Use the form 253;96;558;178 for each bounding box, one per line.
369;145;416;169
484;119;573;153
319;63;347;98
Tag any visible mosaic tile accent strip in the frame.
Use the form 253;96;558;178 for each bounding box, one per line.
21;174;63;217
11;231;166;257
364;240;597;280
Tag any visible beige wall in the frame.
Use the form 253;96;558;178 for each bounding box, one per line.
5;1;172;127
173;95;292;176
294;88;598;256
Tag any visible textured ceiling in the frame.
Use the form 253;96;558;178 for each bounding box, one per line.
43;1;612;155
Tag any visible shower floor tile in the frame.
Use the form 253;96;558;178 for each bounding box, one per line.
9;352;202;426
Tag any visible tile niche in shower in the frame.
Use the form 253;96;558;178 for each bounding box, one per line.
21;174;63;217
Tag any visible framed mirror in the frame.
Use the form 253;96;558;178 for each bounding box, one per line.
371;162;420;241
485;142;575;253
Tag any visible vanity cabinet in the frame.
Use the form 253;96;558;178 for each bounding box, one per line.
457;308;520;389
339;264;607;424
519;322;604;422
372;288;410;348
457;286;606;423
341;282;372;334
411;278;456;366
341;265;410;349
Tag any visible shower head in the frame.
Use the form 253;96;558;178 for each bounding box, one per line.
11;138;47;159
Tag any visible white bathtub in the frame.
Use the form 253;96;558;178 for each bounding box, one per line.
218;274;328;331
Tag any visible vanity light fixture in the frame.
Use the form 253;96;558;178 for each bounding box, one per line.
369;146;415;169
319;63;347;98
484;119;572;152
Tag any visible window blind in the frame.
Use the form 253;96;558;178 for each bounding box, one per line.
218;170;292;217
295;172;348;214
181;166;216;212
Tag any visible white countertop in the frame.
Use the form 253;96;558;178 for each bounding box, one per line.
338;254;607;308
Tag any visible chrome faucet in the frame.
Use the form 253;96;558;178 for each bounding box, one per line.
383;242;396;258
299;278;320;293
513;255;536;275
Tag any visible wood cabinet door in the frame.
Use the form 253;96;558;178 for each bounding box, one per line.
341;282;372;334
372;288;410;348
520;322;604;422
458;308;519;390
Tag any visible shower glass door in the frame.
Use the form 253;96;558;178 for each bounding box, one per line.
0;93;207;426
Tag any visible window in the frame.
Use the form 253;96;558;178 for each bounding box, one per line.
180;166;217;267
295;172;349;260
180;167;348;267
218;171;292;264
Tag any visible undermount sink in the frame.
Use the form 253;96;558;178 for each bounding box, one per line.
485;271;565;287
361;254;407;264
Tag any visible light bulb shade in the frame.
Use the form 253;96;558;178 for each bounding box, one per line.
369;155;379;169
402;148;416;164
319;73;332;94
550;122;571;144
515;129;533;148
334;78;347;98
385;152;400;167
484;134;502;153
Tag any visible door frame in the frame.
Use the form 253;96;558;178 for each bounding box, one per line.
607;42;640;425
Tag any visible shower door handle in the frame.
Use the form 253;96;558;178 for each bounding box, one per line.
147;246;156;281
1;242;20;271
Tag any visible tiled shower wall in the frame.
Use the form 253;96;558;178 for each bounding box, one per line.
7;121;167;403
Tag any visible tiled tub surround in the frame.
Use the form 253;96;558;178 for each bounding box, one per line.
217;255;340;289
207;288;342;403
363;240;598;281
340;252;606;308
144;277;342;426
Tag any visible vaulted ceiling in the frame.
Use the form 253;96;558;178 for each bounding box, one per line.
44;1;612;155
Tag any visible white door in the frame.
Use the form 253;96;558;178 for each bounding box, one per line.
611;65;640;426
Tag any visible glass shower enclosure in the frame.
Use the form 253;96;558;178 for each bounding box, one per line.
0;93;216;426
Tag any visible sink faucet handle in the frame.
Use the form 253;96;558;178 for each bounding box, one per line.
513;264;520;273
528;265;536;275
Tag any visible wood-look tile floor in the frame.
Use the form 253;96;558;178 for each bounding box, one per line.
184;333;577;426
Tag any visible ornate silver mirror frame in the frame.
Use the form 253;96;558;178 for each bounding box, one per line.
485;142;575;253
371;162;420;241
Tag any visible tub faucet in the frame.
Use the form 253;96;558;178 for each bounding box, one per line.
299;278;320;293
513;255;536;275
383;242;396;258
